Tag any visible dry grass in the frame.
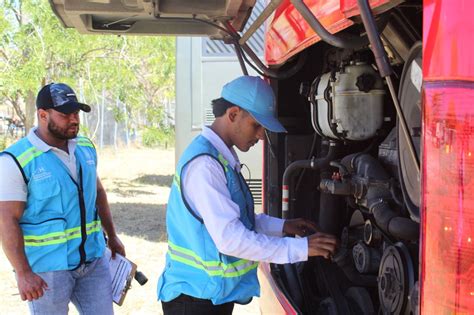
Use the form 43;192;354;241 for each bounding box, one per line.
0;146;260;314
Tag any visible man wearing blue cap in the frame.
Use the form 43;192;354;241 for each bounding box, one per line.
157;76;338;315
0;83;124;314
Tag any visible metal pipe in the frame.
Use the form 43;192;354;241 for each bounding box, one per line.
282;141;337;219
357;0;420;174
291;0;368;49
239;0;283;45
357;0;393;77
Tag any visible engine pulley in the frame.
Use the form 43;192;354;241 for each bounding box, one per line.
378;243;415;315
353;241;381;274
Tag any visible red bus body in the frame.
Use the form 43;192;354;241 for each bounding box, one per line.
264;0;394;66
261;0;474;313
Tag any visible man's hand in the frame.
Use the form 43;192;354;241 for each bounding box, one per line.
16;270;48;301
307;232;339;259
108;234;126;258
283;218;318;236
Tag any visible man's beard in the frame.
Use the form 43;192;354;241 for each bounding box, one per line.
47;120;78;140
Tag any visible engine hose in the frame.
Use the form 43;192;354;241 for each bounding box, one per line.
370;201;419;241
282;141;337;219
319;192;344;235
346;153;419;240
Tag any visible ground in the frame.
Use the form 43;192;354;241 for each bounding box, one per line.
0;147;260;314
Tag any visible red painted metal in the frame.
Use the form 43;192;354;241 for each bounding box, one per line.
421;84;474;314
423;0;474;82
262;0;474;312
421;0;474;313
264;0;394;65
259;263;299;315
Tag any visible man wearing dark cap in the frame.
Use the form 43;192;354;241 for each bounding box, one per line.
0;83;124;314
157;76;338;315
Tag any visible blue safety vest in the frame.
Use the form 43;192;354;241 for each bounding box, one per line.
2;136;105;273
157;135;259;305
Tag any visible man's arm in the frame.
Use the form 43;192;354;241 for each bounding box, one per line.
254;213;285;237
0;201;48;301
96;177;125;257
183;157;308;264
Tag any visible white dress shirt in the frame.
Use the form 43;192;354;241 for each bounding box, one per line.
182;127;308;264
0;127;78;202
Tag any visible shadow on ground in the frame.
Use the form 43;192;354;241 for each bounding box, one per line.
133;175;173;187
110;202;168;242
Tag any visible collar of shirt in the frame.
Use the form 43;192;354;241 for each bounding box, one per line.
27;127;77;156
201;126;241;172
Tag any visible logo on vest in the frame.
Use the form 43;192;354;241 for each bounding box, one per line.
86;159;95;166
82;150;95;165
31;167;52;181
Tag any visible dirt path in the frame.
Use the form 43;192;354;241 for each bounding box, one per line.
0;147;260;314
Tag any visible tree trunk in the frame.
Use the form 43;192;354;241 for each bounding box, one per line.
25;90;36;133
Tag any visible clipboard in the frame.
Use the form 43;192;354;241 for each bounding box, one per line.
105;248;137;306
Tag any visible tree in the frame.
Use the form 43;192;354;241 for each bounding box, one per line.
0;0;175;138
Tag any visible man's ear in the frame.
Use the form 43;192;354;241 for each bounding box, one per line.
226;106;241;123
37;109;48;122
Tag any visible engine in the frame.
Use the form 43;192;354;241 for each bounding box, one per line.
264;8;423;313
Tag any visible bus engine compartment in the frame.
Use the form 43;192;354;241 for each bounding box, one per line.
263;3;423;314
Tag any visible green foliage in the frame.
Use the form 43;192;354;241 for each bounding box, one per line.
0;134;17;150
79;124;91;138
0;0;176;139
142;127;175;148
0;135;6;151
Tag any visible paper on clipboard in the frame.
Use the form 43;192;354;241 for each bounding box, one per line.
105;248;137;306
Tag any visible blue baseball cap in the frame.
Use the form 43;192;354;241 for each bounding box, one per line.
221;76;286;133
36;83;91;114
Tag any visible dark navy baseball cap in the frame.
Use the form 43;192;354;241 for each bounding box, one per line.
36;83;91;114
221;76;286;133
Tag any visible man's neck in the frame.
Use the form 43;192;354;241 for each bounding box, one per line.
34;128;69;153
210;122;232;148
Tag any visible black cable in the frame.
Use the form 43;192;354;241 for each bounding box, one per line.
230;37;267;77
193;16;304;79
240;163;252;180
190;17;269;77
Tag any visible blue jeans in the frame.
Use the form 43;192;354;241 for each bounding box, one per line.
28;255;114;315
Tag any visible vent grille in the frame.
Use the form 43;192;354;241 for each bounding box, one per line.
247;178;262;205
202;0;265;57
204;108;215;126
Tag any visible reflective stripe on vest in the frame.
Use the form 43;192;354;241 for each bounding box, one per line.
167;241;258;278
77;138;94;148
24;220;101;247
173;172;181;192
17;147;44;168
16;138;92;168
217;153;229;172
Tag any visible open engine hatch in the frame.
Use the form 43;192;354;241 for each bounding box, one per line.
49;0;256;38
